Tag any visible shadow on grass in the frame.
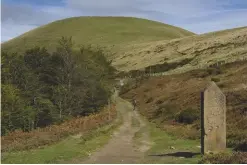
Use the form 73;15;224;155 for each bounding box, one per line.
149;152;201;158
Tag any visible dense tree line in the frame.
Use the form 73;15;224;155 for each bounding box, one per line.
1;37;116;135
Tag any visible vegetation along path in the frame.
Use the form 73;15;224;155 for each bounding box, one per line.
80;96;151;164
80;95;201;164
2;94;201;164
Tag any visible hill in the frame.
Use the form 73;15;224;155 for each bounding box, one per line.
114;26;247;72
2;16;247;163
1;16;194;55
122;59;247;154
2;17;246;73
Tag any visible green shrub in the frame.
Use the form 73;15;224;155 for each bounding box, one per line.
175;108;199;124
1;37;114;134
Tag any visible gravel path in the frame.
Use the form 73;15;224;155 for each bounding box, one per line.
82;97;150;164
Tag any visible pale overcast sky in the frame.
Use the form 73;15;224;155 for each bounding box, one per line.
1;0;247;42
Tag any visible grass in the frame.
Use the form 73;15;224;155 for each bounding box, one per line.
1;109;123;164
131;115;141;128
122;59;247;150
1;105;117;152
2;17;246;73
143;123;202;164
131;113;201;164
2;16;194;54
132;117;146;148
113;26;247;72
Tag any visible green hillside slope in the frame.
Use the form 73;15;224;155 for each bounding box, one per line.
113;26;247;72
2;16;194;54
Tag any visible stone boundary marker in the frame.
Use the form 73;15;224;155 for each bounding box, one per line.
201;81;226;154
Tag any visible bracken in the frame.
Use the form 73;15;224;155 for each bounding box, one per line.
1;104;117;152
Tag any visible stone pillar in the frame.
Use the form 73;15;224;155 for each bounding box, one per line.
201;81;226;154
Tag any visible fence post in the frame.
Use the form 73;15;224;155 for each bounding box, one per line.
83;118;87;130
108;99;111;121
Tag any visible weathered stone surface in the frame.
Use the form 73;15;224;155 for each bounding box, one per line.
201;81;226;154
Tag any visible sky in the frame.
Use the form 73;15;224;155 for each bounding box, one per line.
1;0;247;42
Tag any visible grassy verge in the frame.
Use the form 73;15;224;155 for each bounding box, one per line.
1;109;122;164
135;113;246;164
143;123;202;164
131;115;141;128
133;126;147;151
130;112;201;164
132;114;146;147
1;105;117;152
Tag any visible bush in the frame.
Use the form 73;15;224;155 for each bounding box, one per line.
175;108;199;124
155;99;164;105
144;58;193;74
206;67;223;75
234;140;247;152
119;82;135;95
211;77;220;82
191;70;209;78
217;83;226;88
144;88;150;92
227;129;247;147
163;124;200;140
1;36;115;135
146;97;154;103
200;152;247;164
154;103;180;120
119;85;131;95
1;105;117;152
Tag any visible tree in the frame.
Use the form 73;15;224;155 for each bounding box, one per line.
1;36;115;134
1;84;25;134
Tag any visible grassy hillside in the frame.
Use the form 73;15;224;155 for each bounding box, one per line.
1;16;194;55
114;26;247;72
2;17;246;73
122;60;247;152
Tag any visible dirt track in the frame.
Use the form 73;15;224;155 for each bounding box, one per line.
82;97;151;164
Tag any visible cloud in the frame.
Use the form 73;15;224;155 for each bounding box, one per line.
178;9;247;33
64;0;247;18
1;21;37;42
1;0;247;42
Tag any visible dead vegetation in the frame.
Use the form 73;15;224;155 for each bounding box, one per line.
122;60;247;151
200;152;247;164
113;27;247;72
1;105;117;152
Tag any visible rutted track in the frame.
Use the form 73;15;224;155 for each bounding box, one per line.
82;97;151;164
